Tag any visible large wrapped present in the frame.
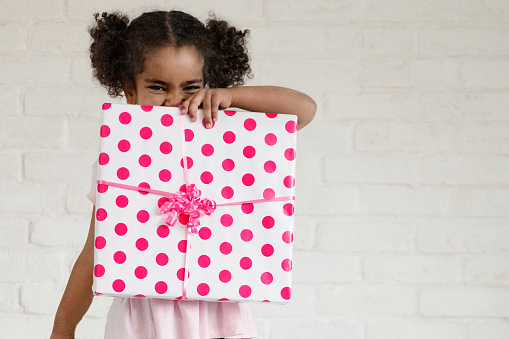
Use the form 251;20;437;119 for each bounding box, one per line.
92;103;297;303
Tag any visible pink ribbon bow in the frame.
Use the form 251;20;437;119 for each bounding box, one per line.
159;184;217;234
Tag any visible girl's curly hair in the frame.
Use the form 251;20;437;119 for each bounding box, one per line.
89;10;252;97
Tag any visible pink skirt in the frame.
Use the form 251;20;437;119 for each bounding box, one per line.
103;298;257;339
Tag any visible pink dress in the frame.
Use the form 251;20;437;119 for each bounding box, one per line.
87;161;258;339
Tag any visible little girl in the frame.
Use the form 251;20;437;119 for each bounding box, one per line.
51;10;315;339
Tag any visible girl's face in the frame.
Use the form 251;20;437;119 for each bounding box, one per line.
125;45;204;107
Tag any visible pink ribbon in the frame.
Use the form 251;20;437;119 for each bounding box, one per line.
159;184;216;234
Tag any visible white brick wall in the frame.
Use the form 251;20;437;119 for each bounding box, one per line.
1;0;508;338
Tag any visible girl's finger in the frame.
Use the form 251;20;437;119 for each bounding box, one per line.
186;91;204;122
202;90;214;129
210;93;221;124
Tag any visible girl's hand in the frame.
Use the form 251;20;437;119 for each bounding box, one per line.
180;88;234;129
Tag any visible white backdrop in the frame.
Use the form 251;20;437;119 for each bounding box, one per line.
1;0;509;338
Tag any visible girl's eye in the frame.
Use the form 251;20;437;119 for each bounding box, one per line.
184;86;201;92
148;85;165;91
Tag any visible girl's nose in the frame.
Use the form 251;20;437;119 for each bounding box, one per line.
163;92;185;107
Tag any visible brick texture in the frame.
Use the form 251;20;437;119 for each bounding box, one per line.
1;0;509;338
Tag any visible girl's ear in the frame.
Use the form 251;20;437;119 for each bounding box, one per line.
124;84;137;104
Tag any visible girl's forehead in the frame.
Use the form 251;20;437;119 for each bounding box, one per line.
140;45;204;81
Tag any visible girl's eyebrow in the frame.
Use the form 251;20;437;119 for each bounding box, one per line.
144;79;203;86
182;79;204;86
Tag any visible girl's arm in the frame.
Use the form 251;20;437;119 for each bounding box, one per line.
181;86;316;130
51;209;96;339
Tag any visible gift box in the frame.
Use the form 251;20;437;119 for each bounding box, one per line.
92;103;297;303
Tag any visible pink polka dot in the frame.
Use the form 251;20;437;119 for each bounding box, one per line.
224;110;236;116
135;266;147;279
202;118;215;129
242;174;255;186
115;195;128;208
219;270;231;283
139;154;152;167
133;294;145;298
100;125;110;137
112;279;125;292
240;229;253;242
138;182;150;195
119;112;131;124
220;242;232;255
199;227;212;240
96;208;107;221
141;105;153;112
200;171;213;184
284;176;296;188
220;214;233;227
140;127;153;140
281;287;291;300
160;141;172;154
180;156;193;169
158;197;169;208
284;148;296;161
102;103;111;110
117;167;129;180
285;120;297;133
262;244;274;257
261;272;273;285
159;169;172;182
198;255;211;268
262;216;275;229
241;203;254;214
265;113;277;119
157;225;170;238
201;144;214;156
156;253;168;266
114;251;126;264
176;268;189;281
179;214;189;225
283;203;295;216
98;152;109;165
264;161;276;173
94;264;105;277
197;283;210;296
240;257;252;270
243;146;256;158
155;281;167;294
97;183;108;193
95;236;106;249
115;223;127;236
136;238;149;251
282;231;294;244
263;188;275;200
222;159;235;171
282;259;292;272
184;129;194;142
265;133;277;146
244;118;256;131
161;114;173;127
223;131;236;144
221;186;234;199
239;285;252;298
178;240;187;253
118;139;130;152
137;210;150;223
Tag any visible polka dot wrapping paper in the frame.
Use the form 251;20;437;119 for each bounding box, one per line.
92;103;297;303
